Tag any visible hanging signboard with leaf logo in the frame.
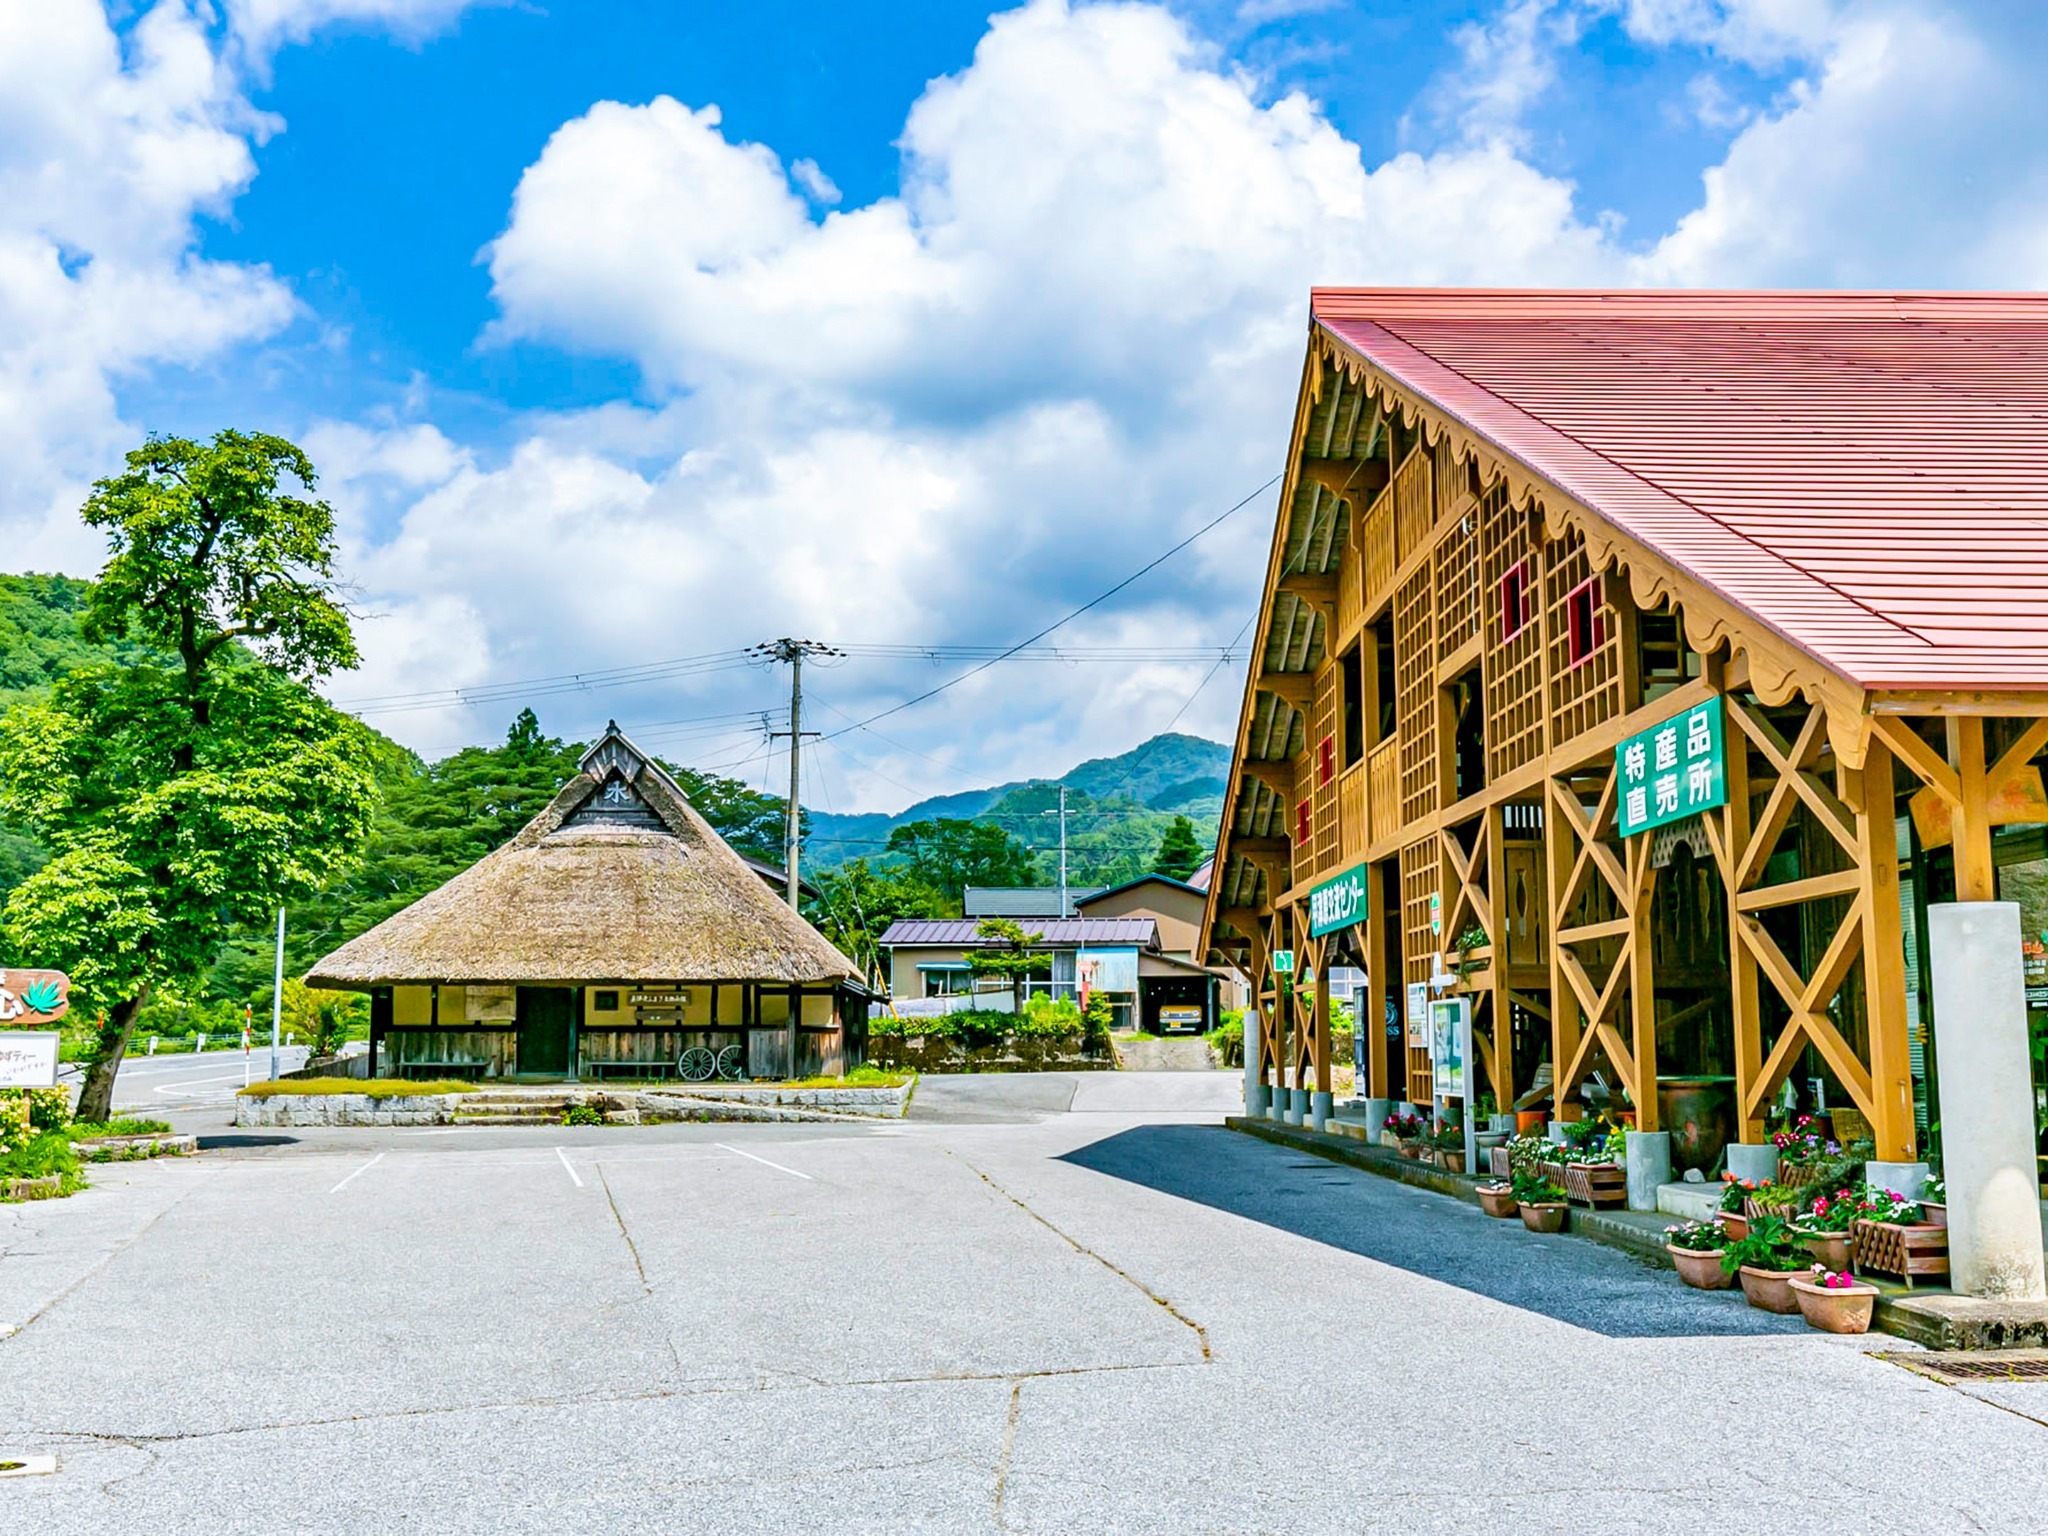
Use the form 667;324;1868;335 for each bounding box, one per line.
0;970;69;1025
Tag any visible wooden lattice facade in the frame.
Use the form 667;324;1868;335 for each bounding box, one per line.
1201;293;2048;1164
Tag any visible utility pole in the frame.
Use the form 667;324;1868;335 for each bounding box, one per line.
269;906;285;1081
751;639;842;906
1042;784;1071;917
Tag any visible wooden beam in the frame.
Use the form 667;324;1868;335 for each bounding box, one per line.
1483;801;1513;1111
1299;457;1391;502
1990;717;2048;798
1545;776;1582;1121
1948;717;1996;902
1869;715;1960;808
1258;672;1314;711
1240;761;1294;797
1235;836;1292;857
1627;831;1659;1132
1734;868;1862;913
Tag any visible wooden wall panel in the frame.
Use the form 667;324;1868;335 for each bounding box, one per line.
1396;568;1438;823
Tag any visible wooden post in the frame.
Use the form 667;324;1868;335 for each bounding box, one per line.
1363;858;1389;1099
1484;801;1513;1112
1545;776;1581;1121
1311;931;1332;1096
1859;734;1917;1162
1628;831;1660;1132
1725;700;1765;1145
1949;717;1997;902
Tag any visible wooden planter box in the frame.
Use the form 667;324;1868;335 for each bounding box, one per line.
1851;1218;1950;1287
1489;1145;1511;1180
1542;1159;1627;1208
1777;1161;1827;1191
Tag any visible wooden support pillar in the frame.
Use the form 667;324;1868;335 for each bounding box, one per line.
1628;832;1660;1132
1859;734;1917;1162
1484;802;1513;1112
1948;717;1997;902
1363;858;1389;1099
1311;930;1332;1096
1544;777;1582;1121
1725;705;1765;1145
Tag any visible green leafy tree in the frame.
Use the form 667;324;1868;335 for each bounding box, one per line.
805;857;948;984
965;917;1044;1013
1150;814;1206;881
885;817;1036;911
0;432;379;1123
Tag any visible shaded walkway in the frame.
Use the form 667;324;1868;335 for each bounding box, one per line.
1062;1123;1803;1339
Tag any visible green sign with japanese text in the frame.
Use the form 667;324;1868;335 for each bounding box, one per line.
1616;696;1725;838
1307;863;1369;937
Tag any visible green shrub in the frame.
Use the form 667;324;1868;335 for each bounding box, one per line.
1;1129;82;1193
239;1077;475;1098
1207;1010;1245;1067
562;1104;605;1126
1015;995;1084;1039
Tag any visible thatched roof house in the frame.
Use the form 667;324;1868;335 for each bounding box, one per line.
309;723;864;1084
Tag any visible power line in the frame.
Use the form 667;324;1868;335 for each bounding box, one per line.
819;472;1280;742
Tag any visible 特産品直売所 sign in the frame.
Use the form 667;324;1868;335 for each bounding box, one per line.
1615;696;1726;838
0;1031;60;1089
1307;863;1369;937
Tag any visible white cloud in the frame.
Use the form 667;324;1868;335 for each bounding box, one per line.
225;0;493;63
789;157;842;206
0;0;294;570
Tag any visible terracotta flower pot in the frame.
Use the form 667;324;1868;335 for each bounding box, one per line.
1520;1202;1567;1234
1921;1201;1948;1229
1789;1276;1878;1334
1798;1229;1852;1272
1667;1244;1733;1290
1441;1151;1467;1175
1737;1265;1802;1314
1719;1211;1750;1242
1477;1184;1519;1218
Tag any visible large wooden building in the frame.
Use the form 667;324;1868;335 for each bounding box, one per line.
309;723;867;1082
1200;290;2048;1164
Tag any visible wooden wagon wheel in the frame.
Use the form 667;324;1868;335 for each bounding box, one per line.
679;1046;716;1082
715;1044;745;1081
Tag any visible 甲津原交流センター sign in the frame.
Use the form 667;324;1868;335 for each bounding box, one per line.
1307;864;1368;937
1616;697;1726;838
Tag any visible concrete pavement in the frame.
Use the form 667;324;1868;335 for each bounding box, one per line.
4;1072;2047;1532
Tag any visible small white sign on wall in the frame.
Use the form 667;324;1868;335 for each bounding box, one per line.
0;1031;60;1088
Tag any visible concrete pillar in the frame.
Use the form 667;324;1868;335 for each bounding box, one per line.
1930;902;2047;1301
1310;1090;1332;1133
1242;1008;1265;1118
1626;1130;1671;1212
1725;1143;1778;1184
1866;1161;1929;1201
1289;1086;1311;1125
1546;1121;1570;1146
1363;1097;1391;1143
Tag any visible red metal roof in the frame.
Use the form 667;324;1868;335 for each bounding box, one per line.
1311;289;2048;693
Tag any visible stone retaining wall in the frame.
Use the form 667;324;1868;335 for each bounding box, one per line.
236;1080;912;1127
237;1094;453;1127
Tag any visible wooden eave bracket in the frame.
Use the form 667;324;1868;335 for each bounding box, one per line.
1299;457;1390;503
1241;761;1294;796
1258;671;1314;711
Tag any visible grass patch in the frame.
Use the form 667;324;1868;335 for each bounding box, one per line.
239;1077;476;1099
774;1066;911;1090
70;1117;174;1139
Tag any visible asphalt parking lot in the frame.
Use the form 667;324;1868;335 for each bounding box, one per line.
5;1072;2047;1533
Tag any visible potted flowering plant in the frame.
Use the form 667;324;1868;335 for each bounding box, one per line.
1428;1120;1467;1173
1513;1172;1569;1232
1383;1110;1425;1155
1718;1176;1756;1241
1476;1180;1519;1218
1721;1216;1809;1312
1792;1189;1862;1271
1664;1218;1732;1290
1788;1266;1880;1334
1851;1186;1949;1286
1920;1174;1947;1229
1771;1114;1842;1187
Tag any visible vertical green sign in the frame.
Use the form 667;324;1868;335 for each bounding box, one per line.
1307;863;1369;937
1616;695;1725;838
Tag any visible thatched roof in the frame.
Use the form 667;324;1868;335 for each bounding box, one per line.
307;723;857;989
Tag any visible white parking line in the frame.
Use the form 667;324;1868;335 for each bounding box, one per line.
715;1143;813;1181
555;1146;584;1187
330;1152;385;1193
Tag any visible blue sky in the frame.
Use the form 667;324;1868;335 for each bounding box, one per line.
9;1;2048;809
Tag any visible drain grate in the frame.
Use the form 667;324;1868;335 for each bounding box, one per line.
1885;1350;2048;1383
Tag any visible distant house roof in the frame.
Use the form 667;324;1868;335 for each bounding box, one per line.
1188;857;1213;892
1311;288;2048;693
1075;873;1207;908
962;886;1108;917
877;917;1159;948
740;853;818;902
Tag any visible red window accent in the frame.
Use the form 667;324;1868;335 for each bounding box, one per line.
1296;799;1312;845
1499;559;1531;639
1566;576;1605;667
1318;734;1336;786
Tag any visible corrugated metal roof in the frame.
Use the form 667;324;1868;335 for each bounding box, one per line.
962;886;1108;917
1311;289;2048;692
877;918;1158;947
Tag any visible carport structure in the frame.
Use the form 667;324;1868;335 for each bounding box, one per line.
1199;289;2048;1161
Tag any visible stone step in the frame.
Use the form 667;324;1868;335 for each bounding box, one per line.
1656;1181;1723;1221
448;1112;573;1125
